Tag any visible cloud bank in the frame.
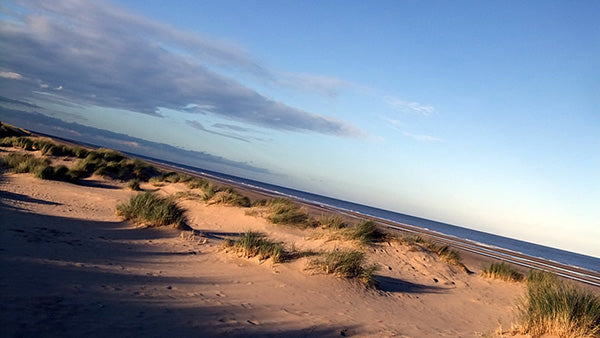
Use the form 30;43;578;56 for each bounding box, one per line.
0;0;362;137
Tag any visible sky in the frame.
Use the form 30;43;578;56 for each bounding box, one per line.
1;0;599;257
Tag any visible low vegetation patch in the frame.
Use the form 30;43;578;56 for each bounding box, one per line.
400;236;467;271
481;262;523;282
223;231;288;263
1;136;89;158
317;215;347;229
116;192;187;229
207;188;251;207
71;152;160;181
344;220;387;244
0;153;79;182
0;122;30;138
126;179;141;191
310;249;378;286
515;271;600;337
263;198;310;226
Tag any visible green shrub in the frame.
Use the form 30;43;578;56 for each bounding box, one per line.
516;271;600;337
224;231;287;263
310;249;378;286
116;192;187;228
264;198;309;226
481;262;523;282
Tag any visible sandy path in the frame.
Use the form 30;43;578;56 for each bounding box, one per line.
1;173;523;337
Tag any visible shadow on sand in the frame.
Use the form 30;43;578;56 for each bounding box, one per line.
374;275;446;294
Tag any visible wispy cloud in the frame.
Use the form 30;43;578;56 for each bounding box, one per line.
387;97;435;116
0;71;23;80
212;123;251;133
401;131;443;143
186;120;252;143
0;0;363;138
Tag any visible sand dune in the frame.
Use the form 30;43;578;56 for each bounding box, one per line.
0;166;526;337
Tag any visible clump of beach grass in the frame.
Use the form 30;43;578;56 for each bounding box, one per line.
481;262;523;282
400;235;467;271
70;152;160;181
207;188;251;207
515;270;600;337
310;248;378;286
223;231;288;263
344;220;387;244
317;215;347;230
116;192;188;229
263;198;310;226
2;153;49;173
126;179;141;191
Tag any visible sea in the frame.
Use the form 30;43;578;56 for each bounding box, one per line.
137;155;600;274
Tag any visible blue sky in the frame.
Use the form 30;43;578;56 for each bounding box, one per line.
1;0;599;257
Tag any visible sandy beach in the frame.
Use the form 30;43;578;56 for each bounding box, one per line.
0;146;530;337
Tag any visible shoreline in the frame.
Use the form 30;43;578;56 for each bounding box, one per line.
140;155;600;288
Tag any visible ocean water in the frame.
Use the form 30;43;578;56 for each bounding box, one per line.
142;156;600;274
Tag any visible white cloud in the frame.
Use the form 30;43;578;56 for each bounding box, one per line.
0;71;23;80
401;131;443;143
0;0;364;138
387;97;435;116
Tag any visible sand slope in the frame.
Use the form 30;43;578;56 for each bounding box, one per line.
1;173;523;337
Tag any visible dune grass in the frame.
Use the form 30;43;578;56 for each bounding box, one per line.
69;152;161;182
515;271;600;337
1;136;90;158
126;179;141;191
263;198;310;226
0;153;80;182
343;220;387;244
317;215;347;230
0;122;30;138
207;188;251;207
224;231;288;263
400;235;467;271
310;249;378;286
116;192;187;229
481;262;523;282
